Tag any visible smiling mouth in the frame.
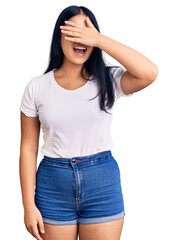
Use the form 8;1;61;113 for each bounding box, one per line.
73;47;87;56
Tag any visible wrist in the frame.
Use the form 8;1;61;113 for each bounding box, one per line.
96;33;106;49
23;198;36;211
24;202;36;212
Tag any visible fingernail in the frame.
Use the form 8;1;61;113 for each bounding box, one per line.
41;229;45;233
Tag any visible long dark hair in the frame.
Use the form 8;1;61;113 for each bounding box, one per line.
44;5;117;114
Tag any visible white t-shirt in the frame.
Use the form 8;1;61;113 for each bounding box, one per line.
19;66;133;158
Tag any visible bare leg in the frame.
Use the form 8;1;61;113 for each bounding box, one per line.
39;222;78;240
79;217;124;240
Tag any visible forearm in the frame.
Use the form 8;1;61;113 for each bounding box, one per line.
19;150;37;211
97;34;158;80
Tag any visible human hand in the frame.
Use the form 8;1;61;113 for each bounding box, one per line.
60;17;101;47
24;205;45;240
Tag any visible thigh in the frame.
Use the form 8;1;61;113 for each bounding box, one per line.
79;217;124;240
35;159;78;223
78;155;125;223
39;222;78;240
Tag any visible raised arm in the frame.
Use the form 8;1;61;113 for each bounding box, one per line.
97;34;158;95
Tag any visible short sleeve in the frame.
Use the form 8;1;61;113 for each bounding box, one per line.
19;78;38;117
110;66;133;99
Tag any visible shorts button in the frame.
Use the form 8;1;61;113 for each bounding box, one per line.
72;159;76;163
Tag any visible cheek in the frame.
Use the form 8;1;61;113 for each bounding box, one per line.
87;48;94;57
61;36;73;55
61;33;70;45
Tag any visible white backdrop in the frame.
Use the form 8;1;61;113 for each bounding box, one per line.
0;0;176;239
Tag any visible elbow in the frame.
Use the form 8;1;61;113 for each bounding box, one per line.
150;64;159;82
140;64;159;83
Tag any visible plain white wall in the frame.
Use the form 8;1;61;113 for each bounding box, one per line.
0;0;176;239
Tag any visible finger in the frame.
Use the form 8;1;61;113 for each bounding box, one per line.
38;218;45;235
60;25;81;32
64;36;83;43
86;17;94;28
61;30;80;37
30;226;35;237
27;226;32;235
64;20;82;29
32;224;44;240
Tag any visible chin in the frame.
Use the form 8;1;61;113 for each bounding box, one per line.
70;57;89;65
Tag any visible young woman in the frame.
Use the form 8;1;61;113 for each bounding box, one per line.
19;5;158;240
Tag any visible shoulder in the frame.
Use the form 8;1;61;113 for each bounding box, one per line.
106;65;133;98
106;66;126;78
30;70;51;85
25;70;52;92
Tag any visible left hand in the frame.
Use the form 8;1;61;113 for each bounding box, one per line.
59;17;101;47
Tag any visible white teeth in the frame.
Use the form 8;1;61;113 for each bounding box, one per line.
74;47;86;50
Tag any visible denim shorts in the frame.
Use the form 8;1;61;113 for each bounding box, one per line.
34;150;125;225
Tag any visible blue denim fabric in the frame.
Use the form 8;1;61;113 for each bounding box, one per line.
34;150;125;225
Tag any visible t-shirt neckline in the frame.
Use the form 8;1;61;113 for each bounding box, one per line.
50;69;92;92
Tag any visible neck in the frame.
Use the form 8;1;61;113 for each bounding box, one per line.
59;58;87;79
